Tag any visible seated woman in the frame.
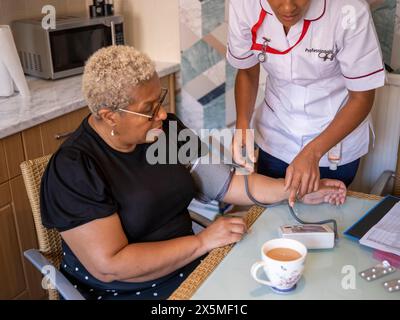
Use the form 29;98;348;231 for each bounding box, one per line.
40;46;346;300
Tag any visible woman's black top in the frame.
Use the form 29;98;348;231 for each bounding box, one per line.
40;114;204;300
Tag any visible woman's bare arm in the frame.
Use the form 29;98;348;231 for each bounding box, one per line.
61;212;247;283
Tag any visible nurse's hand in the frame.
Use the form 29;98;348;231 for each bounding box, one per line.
232;129;256;172
300;179;347;206
285;149;321;207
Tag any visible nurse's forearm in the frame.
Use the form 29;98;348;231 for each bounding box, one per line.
235;65;260;128
305;90;376;158
223;173;289;205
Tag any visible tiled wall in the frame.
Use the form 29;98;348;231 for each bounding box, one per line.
178;0;234;130
369;0;400;73
0;0;87;25
177;0;266;130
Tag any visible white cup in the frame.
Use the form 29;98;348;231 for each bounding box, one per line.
251;238;307;293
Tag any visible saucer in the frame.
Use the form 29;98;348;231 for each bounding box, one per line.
271;284;297;294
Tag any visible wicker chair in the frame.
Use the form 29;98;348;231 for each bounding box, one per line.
20;155;84;300
20;154;212;300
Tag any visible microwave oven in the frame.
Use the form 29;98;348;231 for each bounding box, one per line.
12;15;124;80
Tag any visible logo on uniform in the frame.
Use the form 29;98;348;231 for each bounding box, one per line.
305;46;339;62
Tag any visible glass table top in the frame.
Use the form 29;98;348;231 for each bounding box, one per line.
191;196;400;300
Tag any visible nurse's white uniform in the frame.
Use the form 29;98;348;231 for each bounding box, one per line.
227;0;385;167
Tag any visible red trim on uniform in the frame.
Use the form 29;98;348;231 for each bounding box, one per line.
251;9;268;47
251;0;326;56
227;45;255;60
342;68;385;80
252;20;311;54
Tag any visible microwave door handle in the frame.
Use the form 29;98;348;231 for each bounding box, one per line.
111;21;116;45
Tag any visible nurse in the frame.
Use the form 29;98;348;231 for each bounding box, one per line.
228;0;385;206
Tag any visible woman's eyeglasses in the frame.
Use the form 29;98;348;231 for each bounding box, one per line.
118;88;168;121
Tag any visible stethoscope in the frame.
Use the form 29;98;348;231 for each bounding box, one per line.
258;37;271;63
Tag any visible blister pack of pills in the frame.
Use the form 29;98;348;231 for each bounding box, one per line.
383;279;400;293
359;260;396;282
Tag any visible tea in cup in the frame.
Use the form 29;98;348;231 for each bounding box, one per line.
251;238;307;293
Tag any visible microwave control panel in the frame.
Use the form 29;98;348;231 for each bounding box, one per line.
115;23;125;45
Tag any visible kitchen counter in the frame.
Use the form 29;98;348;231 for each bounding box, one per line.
0;61;180;139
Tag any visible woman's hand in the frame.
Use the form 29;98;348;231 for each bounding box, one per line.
196;216;248;252
285;148;322;207
300;179;347;206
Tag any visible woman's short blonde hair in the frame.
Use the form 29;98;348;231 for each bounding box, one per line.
82;45;156;115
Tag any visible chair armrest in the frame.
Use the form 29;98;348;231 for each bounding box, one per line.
24;249;85;300
189;211;212;228
370;170;395;196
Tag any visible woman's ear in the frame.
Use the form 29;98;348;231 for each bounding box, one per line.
97;108;119;127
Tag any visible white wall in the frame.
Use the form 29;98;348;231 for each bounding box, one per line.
112;0;181;63
89;0;182;62
84;0;181;62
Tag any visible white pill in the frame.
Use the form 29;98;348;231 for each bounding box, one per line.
384;282;388;287
361;272;365;277
372;274;376;279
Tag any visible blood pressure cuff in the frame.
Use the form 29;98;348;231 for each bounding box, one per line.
189;159;236;204
167;114;236;204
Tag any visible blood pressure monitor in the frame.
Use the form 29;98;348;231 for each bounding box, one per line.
279;224;335;249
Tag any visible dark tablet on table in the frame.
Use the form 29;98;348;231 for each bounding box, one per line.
344;195;400;240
